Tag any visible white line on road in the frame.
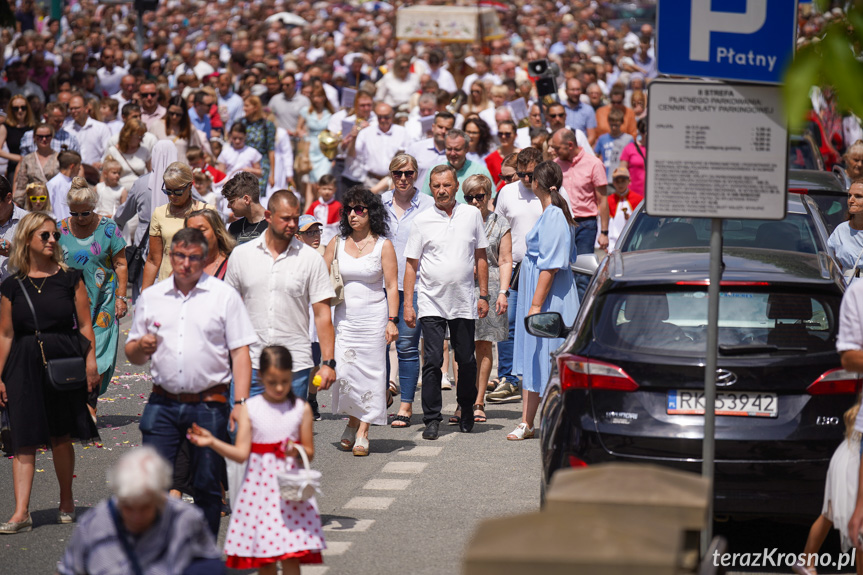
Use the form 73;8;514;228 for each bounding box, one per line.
380;461;428;474
343;496;395;510
322;541;353;556
363;478;412;491
323;518;376;532
400;446;443;457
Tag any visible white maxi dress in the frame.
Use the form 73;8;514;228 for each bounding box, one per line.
332;236;388;425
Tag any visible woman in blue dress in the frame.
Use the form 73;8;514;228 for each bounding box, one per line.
296;83;334;195
510;161;580;441
827;181;863;285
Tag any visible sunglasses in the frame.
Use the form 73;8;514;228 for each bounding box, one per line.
35;134;51;140
69;210;92;217
464;193;486;203
162;183;190;196
516;171;534;180
345;205;368;215
168;111;183;117
613;177;630;182
140;92;157;98
11;106;26;112
29;195;47;202
391;170;415;179
39;231;61;241
548;113;566;118
499;131;514;137
500;173;517;183
170;251;204;263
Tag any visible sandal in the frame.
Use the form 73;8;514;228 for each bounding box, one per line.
340;424;359;450
473;404;487;423
391;414;411;428
506;422;535;441
353;436;369;456
448;408;461;425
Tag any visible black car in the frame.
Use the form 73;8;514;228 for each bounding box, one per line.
534;248;855;518
789;169;847;235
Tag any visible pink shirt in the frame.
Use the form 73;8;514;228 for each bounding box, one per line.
620;141;646;197
556;148;608;218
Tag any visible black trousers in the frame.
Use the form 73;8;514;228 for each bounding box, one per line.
420;317;477;424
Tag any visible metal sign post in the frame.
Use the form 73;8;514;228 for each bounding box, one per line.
702;218;722;552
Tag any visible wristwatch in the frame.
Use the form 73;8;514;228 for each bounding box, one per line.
479;294;490;302
321;359;337;369
388;317;399;324
116;295;129;303
600;230;609;235
499;290;510;298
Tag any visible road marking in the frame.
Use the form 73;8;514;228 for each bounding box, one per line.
344;496;394;510
323;518;376;532
381;461;428;474
363;478;411;491
322;542;352;556
304;567;329;574
400;446;443;457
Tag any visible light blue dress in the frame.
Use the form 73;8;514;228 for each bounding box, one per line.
827;221;863;284
514;206;580;394
299;108;333;183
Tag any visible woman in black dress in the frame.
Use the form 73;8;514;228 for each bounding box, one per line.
0;95;36;185
0;212;100;534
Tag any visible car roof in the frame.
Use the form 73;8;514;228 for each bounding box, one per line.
788;169;845;193
604;248;842;288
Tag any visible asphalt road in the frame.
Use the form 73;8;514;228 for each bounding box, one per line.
0;317;855;574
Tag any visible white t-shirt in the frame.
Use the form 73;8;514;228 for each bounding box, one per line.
495;180;572;264
95;182;125;217
218;145;263;180
404;203;489;320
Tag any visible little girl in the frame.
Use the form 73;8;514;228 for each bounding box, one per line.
24;181;52;215
217;123;262;180
187;346;325;574
95;157;127;218
795;396;862;575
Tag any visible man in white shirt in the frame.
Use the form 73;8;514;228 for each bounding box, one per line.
404;164;489;440
126;227;257;536
65;95;111;169
352;102;406;189
46;150;82;221
225;191;337;400
96;48;127;96
407;112;454;191
332;90;376;195
111;75;138;110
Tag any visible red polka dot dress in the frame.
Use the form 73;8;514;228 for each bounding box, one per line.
224;395;326;569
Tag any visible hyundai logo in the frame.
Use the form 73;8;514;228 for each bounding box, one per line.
716;369;737;387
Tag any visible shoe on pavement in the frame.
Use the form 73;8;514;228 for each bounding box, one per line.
441;375;453;390
487;380;521;403
506;422;535;440
0;514;32;534
422;420;440;440
308;396;321;421
459;408;475;433
57;509;76;524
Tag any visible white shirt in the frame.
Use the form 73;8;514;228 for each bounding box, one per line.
495;181;545;265
354;124;406;178
404;203;489;320
65;117;112;165
218;145;263;180
47;172;73;220
97;65;128;95
0;205;27;281
109;131;158;154
224;234;335;371
375;73;420;108
429;67;457;93
128;274;258;394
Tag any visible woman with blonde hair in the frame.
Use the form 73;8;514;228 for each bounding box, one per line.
24;181;52;215
142;162;213;289
104;118;151;190
184;209;235;280
57;177;128;418
0;211;100;533
14;122;59;200
460;82;492;117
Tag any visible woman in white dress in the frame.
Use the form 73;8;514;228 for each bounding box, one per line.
324;186;399;456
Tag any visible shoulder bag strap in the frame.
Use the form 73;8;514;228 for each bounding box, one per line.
15;277;48;367
108;499;146;575
137;224;151;250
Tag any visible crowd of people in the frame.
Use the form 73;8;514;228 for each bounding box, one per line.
0;0;858;572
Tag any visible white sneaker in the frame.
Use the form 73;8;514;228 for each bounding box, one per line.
441;375;453;390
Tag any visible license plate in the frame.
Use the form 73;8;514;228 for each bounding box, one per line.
667;390;778;418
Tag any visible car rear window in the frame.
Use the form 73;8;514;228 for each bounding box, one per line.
808;192;846;235
620;214;820;254
593;290;839;357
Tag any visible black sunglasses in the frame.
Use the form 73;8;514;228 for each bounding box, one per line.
162;183;190;196
548;113;566;118
517;171;534;180
140;92;157;98
391;170;415;179
39;231;61;241
69;210;92;217
168;111;183;117
464;193;486;203
499;131;514;137
11;106;26;112
345;205;368;215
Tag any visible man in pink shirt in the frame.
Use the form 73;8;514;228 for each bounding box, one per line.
551;128;609;299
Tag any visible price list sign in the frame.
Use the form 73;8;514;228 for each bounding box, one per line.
645;80;788;220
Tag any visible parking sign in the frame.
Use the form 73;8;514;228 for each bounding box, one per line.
657;0;798;84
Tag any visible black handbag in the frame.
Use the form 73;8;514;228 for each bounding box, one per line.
125;224;150;284
16;277;87;392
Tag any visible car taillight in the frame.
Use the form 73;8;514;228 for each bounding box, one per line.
807;369;863;395
558;355;639;392
788;188;808;194
568;455;588;468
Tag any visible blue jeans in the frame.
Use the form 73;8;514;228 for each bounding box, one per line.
139;393;229;536
496;285;518;386
386;290;422;403
573;217;598;301
249;367;312;401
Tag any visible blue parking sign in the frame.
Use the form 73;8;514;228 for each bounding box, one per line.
657;0;798;84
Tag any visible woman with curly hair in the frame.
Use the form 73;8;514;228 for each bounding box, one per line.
323;186;399;456
464;117;494;164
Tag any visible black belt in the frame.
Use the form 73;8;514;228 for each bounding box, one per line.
573;216;596;222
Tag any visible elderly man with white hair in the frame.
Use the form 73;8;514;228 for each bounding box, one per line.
56;447;224;575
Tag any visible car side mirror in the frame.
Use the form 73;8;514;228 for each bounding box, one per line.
571;253;599;276
525;312;569;339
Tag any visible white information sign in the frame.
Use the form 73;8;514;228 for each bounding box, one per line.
646;80;788;220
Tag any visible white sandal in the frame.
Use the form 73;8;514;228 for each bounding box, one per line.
352;436;369;456
340;425;358;450
507;422;535;441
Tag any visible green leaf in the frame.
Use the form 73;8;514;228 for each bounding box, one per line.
783;48;820;132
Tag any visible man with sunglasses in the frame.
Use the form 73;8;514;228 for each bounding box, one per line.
351;102;407;189
126;227;257;537
139;80;166;128
0;176;26;281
